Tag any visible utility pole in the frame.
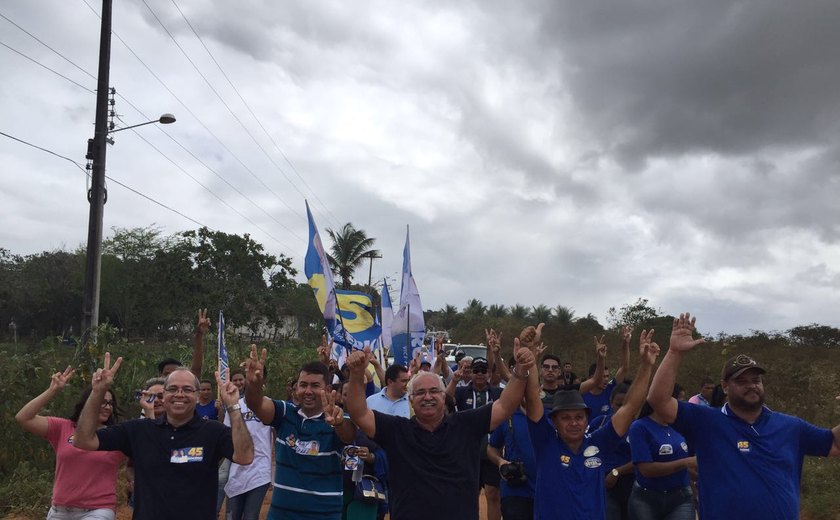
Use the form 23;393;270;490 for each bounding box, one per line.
81;0;112;344
366;252;383;289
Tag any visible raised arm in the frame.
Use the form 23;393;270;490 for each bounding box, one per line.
243;345;275;425
434;335;451;378
321;387;356;444
491;324;539;430
190;308;210;376
525;340;544;422
647;313;705;424
74;353;122;451
611;330;660;436
16;365;75;437
368;350;386;388
217;369;254;465
487;328;511;383
579;336;606;395
346;348;376;438
445;367;461;397
614;325;632;383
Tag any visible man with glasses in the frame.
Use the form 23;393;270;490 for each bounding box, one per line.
344;325;542;520
539;354;563;401
74;356;254;520
648;313;840;520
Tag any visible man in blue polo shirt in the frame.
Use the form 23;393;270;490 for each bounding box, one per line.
582;327;631;424
244;346;356;520
647;312;840;520
526;329;660;520
366;363;410;418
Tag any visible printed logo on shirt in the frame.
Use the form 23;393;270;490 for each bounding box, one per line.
737;440;750;452
659;444;674;455
600;404;609;412
583;457;602;469
66;435;75;445
170;447;204;463
243;410;262;423
560;455;571;467
466;398;473;406
583;446;600;457
681;442;689;452
294;439;321;456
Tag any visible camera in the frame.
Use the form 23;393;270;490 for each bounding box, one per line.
499;461;527;485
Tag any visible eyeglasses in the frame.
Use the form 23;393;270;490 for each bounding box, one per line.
542;364;560;371
412;388;444;398
100;399;114;407
164;386;197;395
472;367;488;374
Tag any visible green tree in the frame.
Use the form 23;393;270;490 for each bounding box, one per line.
487;304;508;318
464;299;487;318
554;305;576;326
325;223;379;289
509;304;528;320
606;298;661;328
530;304;552;323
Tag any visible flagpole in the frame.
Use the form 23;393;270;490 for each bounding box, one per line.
405;303;411;366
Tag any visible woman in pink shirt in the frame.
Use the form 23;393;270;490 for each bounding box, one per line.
15;366;126;520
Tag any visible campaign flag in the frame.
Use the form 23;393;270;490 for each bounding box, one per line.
336;289;381;350
379;279;394;352
391;226;425;367
304;201;344;344
218;310;229;383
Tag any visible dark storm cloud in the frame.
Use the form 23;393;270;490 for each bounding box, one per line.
536;0;840;164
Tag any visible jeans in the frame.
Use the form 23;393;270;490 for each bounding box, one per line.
216;458;232;517
47;506;115;520
628;483;695;520
500;496;534;520
227;483;270;520
606;474;634;520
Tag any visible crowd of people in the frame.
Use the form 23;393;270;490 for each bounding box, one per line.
15;311;840;520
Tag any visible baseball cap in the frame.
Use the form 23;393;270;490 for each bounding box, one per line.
721;354;766;381
471;357;489;370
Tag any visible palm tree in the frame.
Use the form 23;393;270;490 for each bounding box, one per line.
325;223;379;289
488;304;508;318
554;305;576;326
464;299;487;318
530;304;552;324
441;304;461;330
509;304;528;320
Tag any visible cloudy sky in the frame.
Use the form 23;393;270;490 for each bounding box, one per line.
2;0;840;336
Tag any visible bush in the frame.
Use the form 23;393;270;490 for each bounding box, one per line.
0;461;52;517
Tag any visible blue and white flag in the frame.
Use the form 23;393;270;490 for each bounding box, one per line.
218;310;229;383
336;289;381;351
379;279;394;353
391;226;425;367
304;201;345;345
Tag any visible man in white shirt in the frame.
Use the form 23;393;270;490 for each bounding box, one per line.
366;364;411;418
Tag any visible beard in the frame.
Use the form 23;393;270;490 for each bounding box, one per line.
728;389;765;412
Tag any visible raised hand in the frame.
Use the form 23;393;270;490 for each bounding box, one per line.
346;346;370;376
48;365;75;392
535;342;547;359
435;334;446;355
91;352;122;392
513;343;536;372
216;368;240;407
244;344;267;387
321;388;345;426
519;323;546;351
621;325;634;343
638;329;660;365
668;313;705;353
594;335;607;359
196;308;211;334
316;335;332;364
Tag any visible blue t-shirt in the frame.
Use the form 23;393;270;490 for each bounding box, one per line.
672;400;834;520
582;379;615;424
528;411;622;520
587;411;631;472
195;400;218;421
268;400;347;520
628;416;691;490
488;409;536;499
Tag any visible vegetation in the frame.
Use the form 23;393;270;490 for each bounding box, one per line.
325;223;379;289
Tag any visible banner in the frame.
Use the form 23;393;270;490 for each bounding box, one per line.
391;226;425;366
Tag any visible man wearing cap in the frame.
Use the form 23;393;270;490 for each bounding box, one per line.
367;364;411;418
647;313;840;520
526;330;660;520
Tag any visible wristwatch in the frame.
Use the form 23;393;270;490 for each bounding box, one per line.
226;404;241;412
611;469;619;478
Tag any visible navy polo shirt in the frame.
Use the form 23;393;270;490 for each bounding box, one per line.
628;416;691;490
96;414;234;520
672;400;834;520
529;411;622;520
373;405;492;520
488;409;536;499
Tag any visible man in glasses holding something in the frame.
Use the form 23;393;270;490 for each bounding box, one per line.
74;353;254;520
647;313;840;520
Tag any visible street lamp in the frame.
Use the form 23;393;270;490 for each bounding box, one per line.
80;111;175;344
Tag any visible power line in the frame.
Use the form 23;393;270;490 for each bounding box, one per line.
168;0;341;229
1;130;208;228
0;39;95;94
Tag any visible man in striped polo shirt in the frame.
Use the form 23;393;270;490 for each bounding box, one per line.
244;347;356;520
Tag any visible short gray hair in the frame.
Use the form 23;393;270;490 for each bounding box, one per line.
407;371;445;396
144;377;166;390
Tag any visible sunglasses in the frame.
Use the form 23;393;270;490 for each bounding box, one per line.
542;364;560;371
472;367;488;374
